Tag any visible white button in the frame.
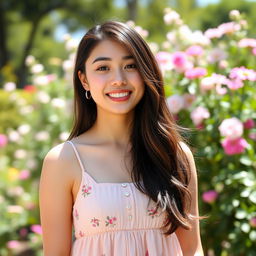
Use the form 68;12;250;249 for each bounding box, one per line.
128;215;132;220
121;183;127;188
124;192;130;197
126;205;131;210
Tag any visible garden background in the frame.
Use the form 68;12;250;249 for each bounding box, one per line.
0;0;256;255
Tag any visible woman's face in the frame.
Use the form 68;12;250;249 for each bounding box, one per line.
79;39;145;117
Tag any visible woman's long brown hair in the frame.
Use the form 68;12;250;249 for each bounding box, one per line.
67;21;193;235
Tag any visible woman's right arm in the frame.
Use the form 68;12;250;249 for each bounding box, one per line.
39;144;74;256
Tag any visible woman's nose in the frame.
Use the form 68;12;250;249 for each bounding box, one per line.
111;69;127;86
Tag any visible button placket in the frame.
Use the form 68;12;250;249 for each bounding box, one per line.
121;183;133;221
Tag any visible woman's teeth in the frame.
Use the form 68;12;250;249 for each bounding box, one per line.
108;92;130;98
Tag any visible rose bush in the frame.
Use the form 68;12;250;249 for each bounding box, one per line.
0;8;255;256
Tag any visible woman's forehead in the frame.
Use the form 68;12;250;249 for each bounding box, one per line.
86;39;132;63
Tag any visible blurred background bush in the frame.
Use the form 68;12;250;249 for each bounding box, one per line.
0;0;256;255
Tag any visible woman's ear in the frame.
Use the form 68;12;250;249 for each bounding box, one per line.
78;70;89;90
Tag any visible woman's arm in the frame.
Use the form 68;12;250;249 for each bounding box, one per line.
39;144;74;256
175;142;204;256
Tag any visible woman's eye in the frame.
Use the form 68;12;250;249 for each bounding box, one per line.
125;64;137;69
96;66;109;71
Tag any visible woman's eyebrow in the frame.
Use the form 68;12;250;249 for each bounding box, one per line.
92;55;134;64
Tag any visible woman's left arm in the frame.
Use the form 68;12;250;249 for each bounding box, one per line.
175;142;204;256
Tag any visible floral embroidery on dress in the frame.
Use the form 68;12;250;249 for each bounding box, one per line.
79;230;85;237
81;184;92;197
91;217;100;227
105;216;117;227
145;250;149;256
147;206;160;218
74;209;79;220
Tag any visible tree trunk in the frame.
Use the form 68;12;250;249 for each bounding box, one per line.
0;3;9;69
16;18;40;88
125;0;138;21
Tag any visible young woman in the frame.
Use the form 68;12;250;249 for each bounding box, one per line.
39;21;204;256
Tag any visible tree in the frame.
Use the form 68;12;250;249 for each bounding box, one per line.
0;0;114;88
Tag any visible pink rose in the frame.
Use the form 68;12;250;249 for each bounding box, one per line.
155;51;173;71
190;106;210;126
19;170;30;180
166;95;184;114
7;240;22;249
0;134;8;147
250;217;256;228
226;79;244;90
238;38;256;48
183;93;196;109
249;132;256;141
243;119;255;129
204;28;223;39
171;51;192;72
221;137;248;155
229;66;256;81
31;224;42;235
218;117;243;140
185;67;207;79
186;45;203;57
202;190;218;203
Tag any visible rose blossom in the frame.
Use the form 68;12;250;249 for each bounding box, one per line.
186;45;203;56
229;66;256;81
221;137;248;155
238;38;256;48
185;67;207;79
243;119;255;129
171;51;187;68
190;106;210;126
249;132;256;141
0;134;8;147
31;224;42;235
207;48;228;63
202;190;218;203
183;93;196;109
163;9;181;25
7;240;22;249
166;95;184;114
155;52;173;71
229;10;241;20
171;51;192;72
204;28;222;39
226;79;244;90
250;217;256;228
215;83;227;95
19;170;30;180
218;22;241;35
200;73;228;93
218;117;243;139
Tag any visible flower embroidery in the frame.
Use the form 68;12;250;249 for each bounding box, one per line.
145;250;149;256
147;206;160;218
105;216;117;227
74;209;79;220
91;217;100;227
81;184;92;197
79;230;85;237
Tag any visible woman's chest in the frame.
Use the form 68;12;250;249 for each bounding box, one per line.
72;178;167;237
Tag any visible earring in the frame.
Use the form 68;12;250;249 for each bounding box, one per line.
85;90;91;100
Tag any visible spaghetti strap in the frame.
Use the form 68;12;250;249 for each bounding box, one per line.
66;140;85;172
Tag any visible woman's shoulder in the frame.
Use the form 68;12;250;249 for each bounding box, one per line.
41;141;77;185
